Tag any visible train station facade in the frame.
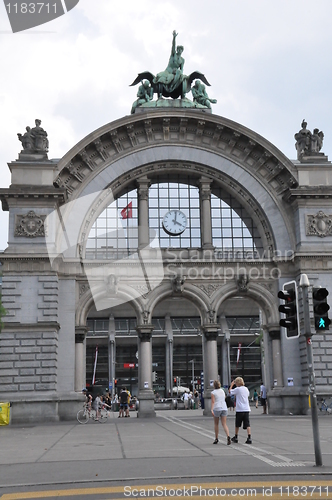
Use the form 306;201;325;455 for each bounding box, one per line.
0;108;332;423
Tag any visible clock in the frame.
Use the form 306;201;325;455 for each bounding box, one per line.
162;210;187;236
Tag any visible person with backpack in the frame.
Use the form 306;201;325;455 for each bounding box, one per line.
229;377;252;444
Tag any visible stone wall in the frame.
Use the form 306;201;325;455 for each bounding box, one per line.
0;326;58;395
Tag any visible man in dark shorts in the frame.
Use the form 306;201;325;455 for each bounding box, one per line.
119;387;129;418
229;377;252;444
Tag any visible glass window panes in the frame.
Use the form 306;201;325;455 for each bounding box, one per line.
86;189;138;259
149;179;201;249
86;177;263;258
211;191;262;256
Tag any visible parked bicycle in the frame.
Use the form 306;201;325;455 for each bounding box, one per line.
77;403;110;424
317;398;332;414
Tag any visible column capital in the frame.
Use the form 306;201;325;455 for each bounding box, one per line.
269;330;281;340
202;324;219;340
136;324;154;341
75;326;88;343
137;176;151;199
198;176;213;188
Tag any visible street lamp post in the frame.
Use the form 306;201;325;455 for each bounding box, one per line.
299;273;322;467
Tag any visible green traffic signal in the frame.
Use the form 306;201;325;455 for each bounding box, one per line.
312;287;330;331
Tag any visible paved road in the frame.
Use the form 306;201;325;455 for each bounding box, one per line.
0;407;331;499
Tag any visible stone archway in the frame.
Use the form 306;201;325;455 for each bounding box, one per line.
1;108;315;423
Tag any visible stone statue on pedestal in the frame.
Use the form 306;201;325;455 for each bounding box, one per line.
18;119;49;154
294;119;324;160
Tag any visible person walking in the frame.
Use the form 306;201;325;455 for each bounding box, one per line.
211;380;231;445
229;377;252;444
260;383;267;414
253;389;259;408
119;387;129;418
183;391;189;409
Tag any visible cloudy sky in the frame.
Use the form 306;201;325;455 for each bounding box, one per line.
0;0;331;250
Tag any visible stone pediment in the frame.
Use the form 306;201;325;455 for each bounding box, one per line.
54;111;298;201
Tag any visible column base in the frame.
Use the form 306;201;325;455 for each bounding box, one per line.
267;387;309;415
202;394;212;416
137;390;156;418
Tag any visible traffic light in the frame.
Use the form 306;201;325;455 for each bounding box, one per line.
278;280;299;338
312;288;330;331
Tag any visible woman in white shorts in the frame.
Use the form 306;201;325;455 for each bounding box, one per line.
211;380;231;445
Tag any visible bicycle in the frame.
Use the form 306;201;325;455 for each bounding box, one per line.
77;404;110;424
317;398;332;414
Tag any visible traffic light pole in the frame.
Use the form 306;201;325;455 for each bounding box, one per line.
299;274;323;467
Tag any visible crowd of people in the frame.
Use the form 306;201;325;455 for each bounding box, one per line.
82;379;267;443
82;386;139;419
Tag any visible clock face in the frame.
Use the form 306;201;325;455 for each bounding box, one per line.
162;210;187;236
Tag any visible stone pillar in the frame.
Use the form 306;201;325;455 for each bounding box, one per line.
136;324;155;417
108;315;116;398
269;330;283;387
202;324;219;415
75;326;88;392
199;177;213;249
137;176;150;249
165;314;173;398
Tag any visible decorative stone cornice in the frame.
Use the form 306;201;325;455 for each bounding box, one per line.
284;186;332;203
54;111;298;201
0;186;66;212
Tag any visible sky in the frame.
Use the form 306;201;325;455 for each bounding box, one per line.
0;0;331;251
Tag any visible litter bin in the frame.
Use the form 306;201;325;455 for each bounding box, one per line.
0;402;11;425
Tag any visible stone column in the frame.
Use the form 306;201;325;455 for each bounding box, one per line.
136;324;155;417
75;326;88;391
269;330;283;387
137;176;150;249
165;314;173;398
199;177;213;249
202;324;219;415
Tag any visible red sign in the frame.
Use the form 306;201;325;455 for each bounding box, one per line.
123;363;135;368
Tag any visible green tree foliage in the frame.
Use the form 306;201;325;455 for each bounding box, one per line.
0;295;6;331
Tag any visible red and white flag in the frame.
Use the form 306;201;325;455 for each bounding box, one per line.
120;201;133;220
236;343;242;366
92;345;98;385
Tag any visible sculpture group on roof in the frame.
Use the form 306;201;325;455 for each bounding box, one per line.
130;31;217;113
294;119;324;160
18;119;49;153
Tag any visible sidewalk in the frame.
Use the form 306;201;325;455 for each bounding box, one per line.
0;408;331;490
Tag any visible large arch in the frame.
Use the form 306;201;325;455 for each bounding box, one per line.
4;108;332;423
54;111;297;257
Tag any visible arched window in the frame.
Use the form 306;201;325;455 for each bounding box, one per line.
86;181;262;257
